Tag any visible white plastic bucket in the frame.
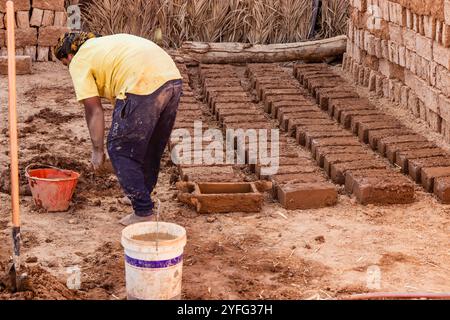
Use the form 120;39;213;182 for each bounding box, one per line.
121;222;187;300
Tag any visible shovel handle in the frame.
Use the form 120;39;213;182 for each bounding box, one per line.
6;1;20;228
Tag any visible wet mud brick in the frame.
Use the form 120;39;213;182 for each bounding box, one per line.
314;146;369;167
0;56;32;75
293;63;329;78
180;166;241;182
287;118;335;136
421;167;450;192
299;72;339;87
349;114;399;133
407;156;450;183
251;76;294;89
377;135;428;155
358;121;405;143
223;122;273;132
217;108;260;122
345;170;415;205
271;100;314;118
323;153;374;176
433;176;450;203
205;87;247;104
339;109;384;129
210;96;253;113
276;105;318;122
180;96;197;104
304;131;354;150
305;78;344;93
255;157;307;174
369;131;419;151
202;79;241;92
385;142;437;164
329;97;374;119
222;114;267;125
296;125;344;145
395;148;449;173
264;95;310;113
258;165;319;180
277;182;338;210
280;111;329;131
310;137;362;159
330;160;387;185
315;89;359;110
207;92;249;108
214;102;257;116
256;83;300;100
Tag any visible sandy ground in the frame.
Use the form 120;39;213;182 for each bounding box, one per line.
0;62;449;300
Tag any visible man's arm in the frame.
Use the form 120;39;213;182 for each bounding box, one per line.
83;96;105;170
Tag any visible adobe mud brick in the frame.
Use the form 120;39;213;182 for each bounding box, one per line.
0;56;31;75
0;0;30;12
210;96;253;113
314;146;369;167
369;131;420;151
350;115;399;134
256;81;299;97
271;173;327;186
176;110;203;118
296;125;343;145
323;153;374;176
205;87;246;103
201;73;239;84
214;102;256;114
263;94;312;112
14;28;38;47
288;118;336;136
315;89;359;110
251;76;294;89
180;96;197;104
310;137;363;159
271;100;314;118
329;97;374;119
277;182;338;210
32;0;64;11
385;141;438;164
339;109;383;129
280;111;329;131
421;167;450;192
396;149;449;173
330;160;387;185
207;91;248;108
255;157;305;173
299;72;340;87
408;157;450;183
358;121;404;143
433;176;450;204
293;63;329;78
38;26;70;46
305;78;343;93
377;132;428;157
180;166;240;182
276;105;318;122
258;165;319;180
262;89;303;101
304;131;353;150
223;122;272;132
202;79;241;91
345;170;415;205
222;114;267;124
217;108;259;122
178;104;202;111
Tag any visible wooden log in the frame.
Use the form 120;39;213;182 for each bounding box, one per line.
180;35;347;64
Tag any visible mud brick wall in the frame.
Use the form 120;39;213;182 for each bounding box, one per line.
0;0;70;61
342;0;450;144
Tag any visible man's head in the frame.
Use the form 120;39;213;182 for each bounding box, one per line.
54;32;101;66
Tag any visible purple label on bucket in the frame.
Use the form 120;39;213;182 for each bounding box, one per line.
125;254;183;269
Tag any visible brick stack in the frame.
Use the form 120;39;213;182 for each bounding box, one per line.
343;0;450;144
0;0;69;62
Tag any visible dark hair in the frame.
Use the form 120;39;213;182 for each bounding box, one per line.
54;32;102;60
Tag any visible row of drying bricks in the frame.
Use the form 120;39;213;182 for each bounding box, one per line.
249;62;450;204
170;64;244;184
197;64;339;210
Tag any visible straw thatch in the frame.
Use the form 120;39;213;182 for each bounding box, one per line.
80;0;349;48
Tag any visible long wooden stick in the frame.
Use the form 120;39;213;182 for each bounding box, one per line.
6;0;20;238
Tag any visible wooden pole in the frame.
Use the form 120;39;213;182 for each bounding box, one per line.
6;1;20;231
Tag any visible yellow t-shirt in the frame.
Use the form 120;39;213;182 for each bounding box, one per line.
69;34;182;103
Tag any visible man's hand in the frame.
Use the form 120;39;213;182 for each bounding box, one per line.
91;148;105;171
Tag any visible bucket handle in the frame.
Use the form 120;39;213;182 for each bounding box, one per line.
25;163;74;178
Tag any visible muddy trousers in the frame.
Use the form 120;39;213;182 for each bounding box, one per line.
107;79;182;216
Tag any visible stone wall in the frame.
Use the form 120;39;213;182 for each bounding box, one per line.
342;0;450;143
0;0;70;61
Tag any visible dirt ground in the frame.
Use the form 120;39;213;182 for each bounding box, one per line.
0;62;449;300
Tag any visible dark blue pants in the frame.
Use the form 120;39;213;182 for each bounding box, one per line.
107;79;182;216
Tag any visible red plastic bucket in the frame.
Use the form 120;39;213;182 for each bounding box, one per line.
25;165;80;212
